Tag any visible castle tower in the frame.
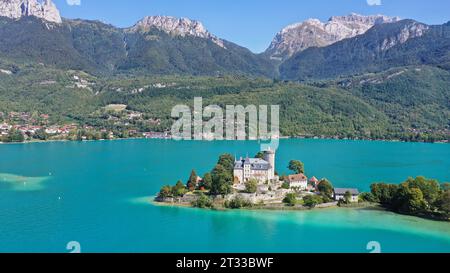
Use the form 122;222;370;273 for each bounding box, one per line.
263;149;275;180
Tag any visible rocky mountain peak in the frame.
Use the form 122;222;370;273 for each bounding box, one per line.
330;13;400;25
379;21;429;51
266;13;400;61
0;0;61;23
128;15;225;48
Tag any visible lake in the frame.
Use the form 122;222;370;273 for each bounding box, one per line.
0;139;449;253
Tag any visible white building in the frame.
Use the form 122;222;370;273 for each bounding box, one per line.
287;174;308;190
334;188;360;202
233;150;276;184
0;123;11;131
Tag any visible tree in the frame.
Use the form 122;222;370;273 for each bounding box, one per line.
371;183;398;205
279;174;288;182
245;179;258;193
343;191;352;204
200;172;212;190
288;160;304;174
404;176;441;205
217;154;234;174
255;152;265;159
101;131;109;140
368;178;448;219
210;164;233;196
158;185;172;198
441;183;450;192
281;182;290;190
359;192;377;203
303;195;323;208
192;193;213;208
224;196;252;209
283;193;297;206
33;129;48;140
317;179;333;199
435;191;450;215
187;169;198;191
392;183;427;214
4;129;24;143
407;188;428;213
172;180;187;197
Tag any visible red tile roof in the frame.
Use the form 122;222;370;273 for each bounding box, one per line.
288;174;307;182
309;176;319;182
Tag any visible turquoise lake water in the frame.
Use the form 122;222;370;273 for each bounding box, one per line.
0;139;449;253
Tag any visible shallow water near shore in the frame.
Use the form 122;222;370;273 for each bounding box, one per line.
0;138;449;252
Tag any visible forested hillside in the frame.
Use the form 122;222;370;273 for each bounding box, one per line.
0;16;276;77
1;63;448;142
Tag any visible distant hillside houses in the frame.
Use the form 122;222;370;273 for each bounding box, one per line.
0;123;12;136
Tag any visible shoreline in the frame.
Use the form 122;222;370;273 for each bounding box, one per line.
152;197;380;212
1;135;448;145
151;199;450;222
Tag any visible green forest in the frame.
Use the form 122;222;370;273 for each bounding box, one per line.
0;62;449;142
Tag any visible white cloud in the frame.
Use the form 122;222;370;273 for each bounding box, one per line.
66;0;81;6
367;0;382;6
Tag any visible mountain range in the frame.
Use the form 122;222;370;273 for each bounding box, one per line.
264;13;400;61
1;0;448;79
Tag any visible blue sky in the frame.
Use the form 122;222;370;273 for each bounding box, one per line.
54;0;450;53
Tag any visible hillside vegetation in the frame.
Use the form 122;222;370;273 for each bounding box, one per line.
1;62;448;142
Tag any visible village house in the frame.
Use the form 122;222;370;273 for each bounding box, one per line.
143;131;171;139
127;112;143;120
233;150;276;184
308;176;319;190
0;123;11;131
333;188;360;202
45;126;59;134
17;125;42;135
286;173;308;190
0;123;11;136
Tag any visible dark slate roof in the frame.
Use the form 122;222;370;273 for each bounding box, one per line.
334;188;360;195
234;157;271;170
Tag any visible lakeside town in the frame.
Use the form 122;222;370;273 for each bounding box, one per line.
0;110;171;143
154;150;449;221
1;110;448;144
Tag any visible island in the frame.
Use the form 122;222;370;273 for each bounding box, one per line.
154;150;450;221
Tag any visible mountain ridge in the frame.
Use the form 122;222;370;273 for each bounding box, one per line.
0;15;277;77
265;13;400;61
279;19;450;81
0;0;61;23
0;0;448;83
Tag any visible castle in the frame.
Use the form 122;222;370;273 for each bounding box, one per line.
233;150;276;184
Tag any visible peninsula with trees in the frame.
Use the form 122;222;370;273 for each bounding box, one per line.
154;150;450;221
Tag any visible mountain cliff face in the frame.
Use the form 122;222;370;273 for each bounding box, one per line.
265;13;400;61
0;0;61;23
279;20;450;81
127;16;225;48
379;21;428;51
